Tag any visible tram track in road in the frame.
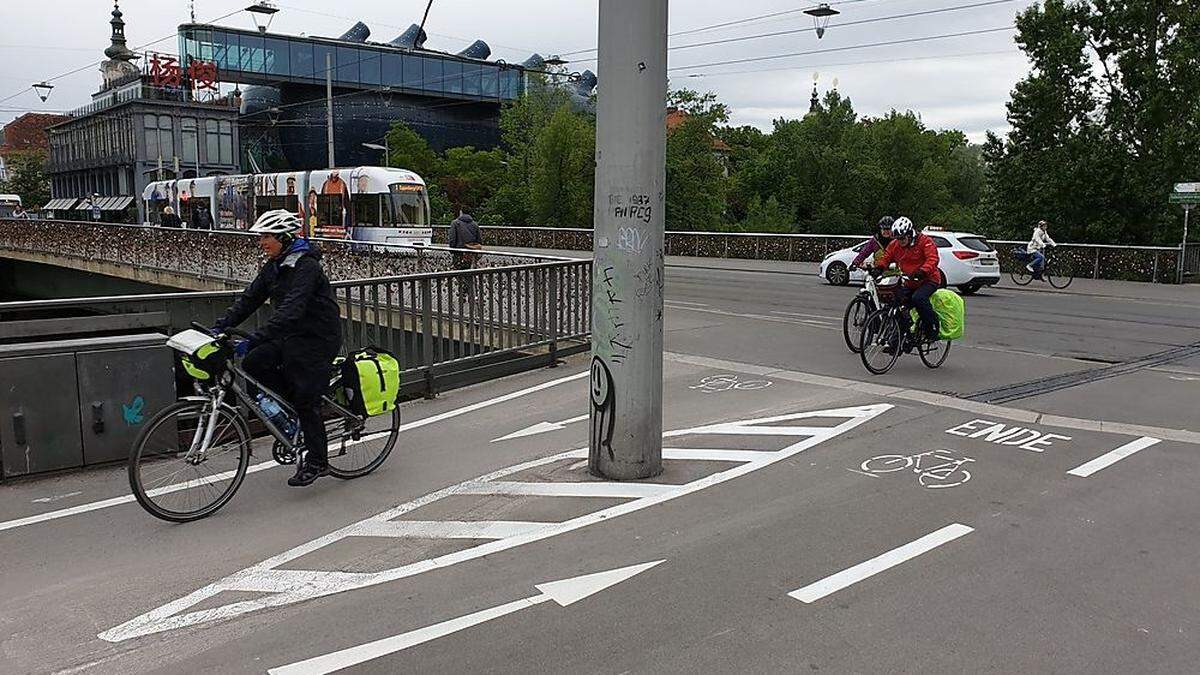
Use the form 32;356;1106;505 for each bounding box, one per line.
960;340;1200;404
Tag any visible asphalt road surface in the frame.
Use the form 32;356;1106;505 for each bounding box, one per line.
1;262;1198;674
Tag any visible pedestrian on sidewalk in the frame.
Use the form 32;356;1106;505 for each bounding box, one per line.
449;208;483;300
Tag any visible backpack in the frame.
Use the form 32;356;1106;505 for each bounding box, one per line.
336;347;401;417
911;288;966;340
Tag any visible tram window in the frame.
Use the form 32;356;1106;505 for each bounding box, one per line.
353;194;381;227
314;194;348;229
255;195;298;219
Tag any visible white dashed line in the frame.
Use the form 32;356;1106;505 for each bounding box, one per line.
1066;436;1161;477
788;523;974;603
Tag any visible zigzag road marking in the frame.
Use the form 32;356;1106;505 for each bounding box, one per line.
100;403;891;643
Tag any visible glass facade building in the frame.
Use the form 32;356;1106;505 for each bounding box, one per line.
179;25;525;101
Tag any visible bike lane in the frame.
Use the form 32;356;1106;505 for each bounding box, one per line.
44;362;1189;673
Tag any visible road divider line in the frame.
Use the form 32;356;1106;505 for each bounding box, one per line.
1067;436;1161;477
788;523;973;603
0;369;589;535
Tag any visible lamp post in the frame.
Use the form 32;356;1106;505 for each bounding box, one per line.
363;142;388;167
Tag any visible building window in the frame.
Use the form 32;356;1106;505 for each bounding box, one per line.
181;118;198;164
144;116;159;161
159;115;174;162
218;120;234;165
205;119;219;164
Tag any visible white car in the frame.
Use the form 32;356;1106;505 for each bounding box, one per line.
819;228;1001;295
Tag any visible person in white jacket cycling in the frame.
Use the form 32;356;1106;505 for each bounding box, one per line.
1026;220;1056;279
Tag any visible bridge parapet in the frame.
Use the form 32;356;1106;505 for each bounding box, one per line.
0;220;552;288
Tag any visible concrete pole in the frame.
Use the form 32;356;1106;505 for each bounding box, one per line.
588;0;667;480
326;52;336;168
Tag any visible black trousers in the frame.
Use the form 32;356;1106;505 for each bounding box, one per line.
243;337;339;466
896;282;939;339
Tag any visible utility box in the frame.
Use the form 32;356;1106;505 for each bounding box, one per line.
0;333;173;479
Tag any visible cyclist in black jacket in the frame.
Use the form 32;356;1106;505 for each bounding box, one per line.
214;209;342;486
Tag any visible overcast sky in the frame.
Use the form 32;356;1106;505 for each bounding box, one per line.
0;0;1036;143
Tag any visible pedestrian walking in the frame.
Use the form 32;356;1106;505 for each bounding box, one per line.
449;209;483;300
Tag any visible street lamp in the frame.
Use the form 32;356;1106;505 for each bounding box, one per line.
246;1;279;33
804;3;840;39
32;81;54;102
363;141;388;167
544;55;568;68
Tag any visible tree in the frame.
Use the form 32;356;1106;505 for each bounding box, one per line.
439;146;506;214
384;122;440;179
0;151;50;211
982;0;1200;244
489;78;579;224
528;106;595;227
665;88;731;230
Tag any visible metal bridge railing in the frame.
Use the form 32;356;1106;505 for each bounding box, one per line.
0;259;591;398
430;225;1186;284
0;219;558;286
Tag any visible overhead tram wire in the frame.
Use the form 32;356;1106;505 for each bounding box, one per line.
663;0;1020;54
567;0;1022;65
558;0;881;57
677;48;1020;79
667;25;1017;72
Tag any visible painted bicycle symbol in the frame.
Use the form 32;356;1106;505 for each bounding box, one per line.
689;374;774;394
859;449;975;489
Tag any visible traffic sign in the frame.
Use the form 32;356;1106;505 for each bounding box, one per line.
1171;183;1200;203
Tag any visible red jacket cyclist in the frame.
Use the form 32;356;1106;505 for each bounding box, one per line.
875;216;942;346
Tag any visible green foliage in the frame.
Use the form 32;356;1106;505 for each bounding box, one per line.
528;106;595;227
982;0;1200;245
666;105;729;231
0;151;49;210
384;123;439;179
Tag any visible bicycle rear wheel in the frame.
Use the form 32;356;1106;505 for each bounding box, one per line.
1046;267;1073;289
1010;266;1033;286
859;309;901;375
842;295;873;354
128;400;250;522
918;335;952;369
325;406;400;478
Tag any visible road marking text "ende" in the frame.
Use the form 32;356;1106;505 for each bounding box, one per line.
945;419;1072;453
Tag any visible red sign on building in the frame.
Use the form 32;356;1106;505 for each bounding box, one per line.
188;60;219;92
148;53;182;88
147;53;220;93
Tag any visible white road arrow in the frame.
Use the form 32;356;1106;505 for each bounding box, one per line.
490;414;589;443
268;560;664;675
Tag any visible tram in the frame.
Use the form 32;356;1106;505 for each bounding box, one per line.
141;166;431;246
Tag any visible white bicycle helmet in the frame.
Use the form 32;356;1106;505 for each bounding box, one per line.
891;216;914;241
249;209;302;236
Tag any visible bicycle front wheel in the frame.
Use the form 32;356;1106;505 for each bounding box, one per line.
843;295;873;354
326;406;400;479
859;309;901;375
861;454;913;473
128;400;251;522
1046;268;1073;289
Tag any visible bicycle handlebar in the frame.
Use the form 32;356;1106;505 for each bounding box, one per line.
189;321;253;341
